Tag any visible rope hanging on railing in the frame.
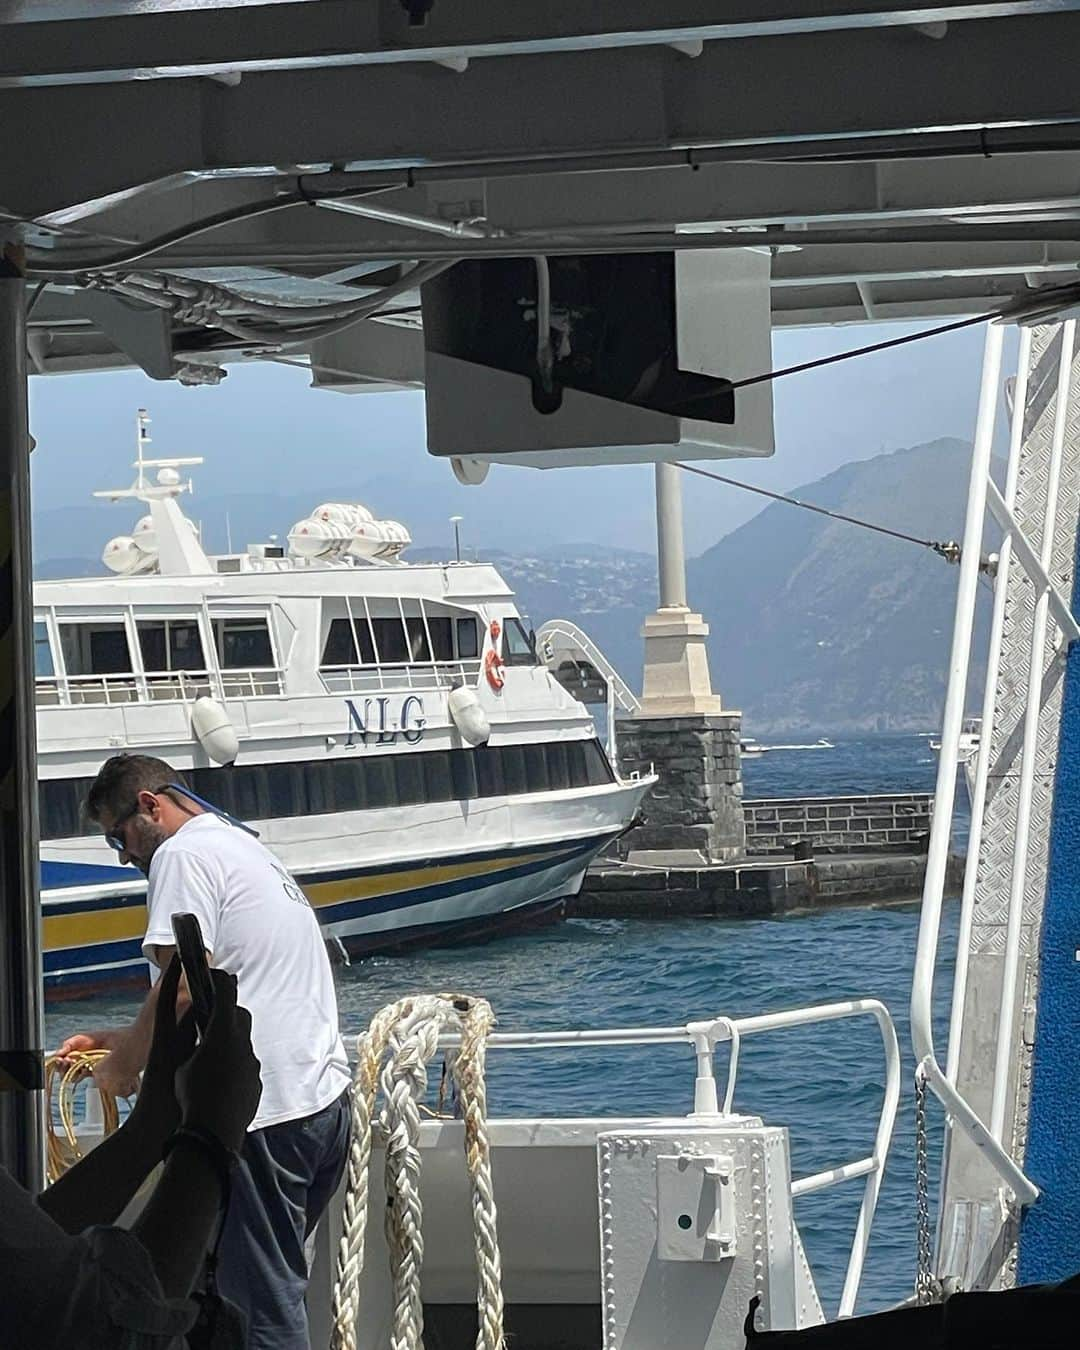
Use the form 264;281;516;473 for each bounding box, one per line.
330;994;504;1350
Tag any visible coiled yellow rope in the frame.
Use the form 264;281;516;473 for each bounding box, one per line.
44;1051;125;1183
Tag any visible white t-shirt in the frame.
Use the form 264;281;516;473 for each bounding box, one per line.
143;813;350;1131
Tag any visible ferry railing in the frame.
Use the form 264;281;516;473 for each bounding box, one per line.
37;667;284;707
319;659;482;695
374;996;899;1319
910;319;1079;1211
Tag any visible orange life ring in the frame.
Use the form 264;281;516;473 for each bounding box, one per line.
485;649;505;691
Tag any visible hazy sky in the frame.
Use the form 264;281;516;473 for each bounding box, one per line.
28;319;1010;562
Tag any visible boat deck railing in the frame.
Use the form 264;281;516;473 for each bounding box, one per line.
35;666;284;707
319;659;482;695
343;996;899;1319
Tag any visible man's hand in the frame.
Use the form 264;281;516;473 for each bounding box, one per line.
92;1047;142;1100
56;1028;121;1058
56;1027;140;1098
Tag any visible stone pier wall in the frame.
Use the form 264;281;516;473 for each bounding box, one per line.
616;712;745;861
743;792;933;854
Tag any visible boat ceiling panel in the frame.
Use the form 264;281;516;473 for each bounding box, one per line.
4;2;1080;374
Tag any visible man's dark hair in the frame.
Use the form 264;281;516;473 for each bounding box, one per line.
85;754;186;824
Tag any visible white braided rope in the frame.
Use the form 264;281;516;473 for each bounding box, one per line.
452;999;504;1350
330;994;504;1350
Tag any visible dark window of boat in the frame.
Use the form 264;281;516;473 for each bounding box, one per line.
215;618;274;669
34;621;54;678
60;622;132;676
427;617;454;661
322;615;377;666
137;619;205;673
405;618;431;663
372;617;409;664
503;617;538;667
456;617;479;659
39;739;615;840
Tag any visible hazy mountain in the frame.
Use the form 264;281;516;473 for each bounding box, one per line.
688;437;990;733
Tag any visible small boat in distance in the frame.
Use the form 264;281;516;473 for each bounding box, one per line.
748;736;835;754
929;716;981;758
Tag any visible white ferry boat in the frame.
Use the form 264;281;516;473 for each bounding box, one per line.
34;414;653;996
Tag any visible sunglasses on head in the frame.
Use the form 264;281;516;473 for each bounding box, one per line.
104;781;259;852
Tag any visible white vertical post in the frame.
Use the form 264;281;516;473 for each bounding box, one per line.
655;462;688;609
946;325;1032;1083
990;319;1075;1142
912;323;1004;1075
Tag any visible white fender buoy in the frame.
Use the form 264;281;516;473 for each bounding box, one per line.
191;696;240;766
448;685;491;747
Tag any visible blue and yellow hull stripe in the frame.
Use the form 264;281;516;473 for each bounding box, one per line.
41;832;612;991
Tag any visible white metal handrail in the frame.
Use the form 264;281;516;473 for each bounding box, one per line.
319;659;482;695
37;665;284;706
945;326;1033;1085
356;996;899;1318
536;618;641;714
910;320;1080;1209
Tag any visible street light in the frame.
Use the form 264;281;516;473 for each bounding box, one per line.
450;515;463;563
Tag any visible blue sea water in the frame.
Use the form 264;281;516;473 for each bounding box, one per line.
45;734;964;1319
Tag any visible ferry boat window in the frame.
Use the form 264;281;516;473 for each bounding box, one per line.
215;617;274;668
501;743;528;796
421;750;453;802
39;779;83;839
582;740;615;785
405;618;431;663
33;621;54;677
544;741;571;791
59;621;133;676
427;617;453;661
394;754;425;806
503;617;538;667
137;619;206;673
322;615;376;666
456;617;479;659
364;756;395;810
267;762;302;819
450;747;479;799
372;617;409;664
523;743;551;792
473;745;505;797
36;738;616;839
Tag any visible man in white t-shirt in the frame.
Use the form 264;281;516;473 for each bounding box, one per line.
60;753;352;1350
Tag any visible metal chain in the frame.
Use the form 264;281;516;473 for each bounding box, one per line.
914;1069;937;1305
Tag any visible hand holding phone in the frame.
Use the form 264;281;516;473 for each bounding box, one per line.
171;912;215;1036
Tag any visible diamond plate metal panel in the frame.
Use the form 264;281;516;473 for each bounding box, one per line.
941;324;1080;1288
971;326;1078;957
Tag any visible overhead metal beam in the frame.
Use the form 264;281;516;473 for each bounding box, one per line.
481;154;1080;233
5;16;1080;222
2;0;1077;87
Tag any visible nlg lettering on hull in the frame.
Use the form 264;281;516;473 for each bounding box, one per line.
345;695;426;746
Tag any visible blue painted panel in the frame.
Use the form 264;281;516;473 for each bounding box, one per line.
41;859;138;889
1017;533;1080;1282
